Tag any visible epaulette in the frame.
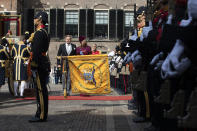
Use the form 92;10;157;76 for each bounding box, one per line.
18;41;24;45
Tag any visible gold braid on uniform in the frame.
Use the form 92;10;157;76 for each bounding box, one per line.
28;33;35;43
27;32;35;77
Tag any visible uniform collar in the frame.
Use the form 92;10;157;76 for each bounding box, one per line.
36;24;45;31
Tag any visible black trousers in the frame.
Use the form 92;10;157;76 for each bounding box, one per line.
35;69;48;121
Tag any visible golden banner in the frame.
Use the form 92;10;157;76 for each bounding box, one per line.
67;54;111;94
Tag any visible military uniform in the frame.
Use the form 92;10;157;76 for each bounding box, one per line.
0;44;9;87
29;11;50;122
11;42;30;81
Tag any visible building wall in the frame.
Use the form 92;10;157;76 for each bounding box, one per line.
24;0;146;10
22;0;146;41
0;0;18;12
1;0;146;67
0;0;21;36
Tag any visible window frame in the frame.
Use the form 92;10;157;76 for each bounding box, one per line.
123;9;134;38
94;9;109;40
124;11;134;27
64;9;79;38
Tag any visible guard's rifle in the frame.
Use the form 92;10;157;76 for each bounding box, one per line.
57;56;68;98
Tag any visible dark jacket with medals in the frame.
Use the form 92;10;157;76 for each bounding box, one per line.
31;27;50;74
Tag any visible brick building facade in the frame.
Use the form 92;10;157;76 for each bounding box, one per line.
22;0;146;41
0;0;146;66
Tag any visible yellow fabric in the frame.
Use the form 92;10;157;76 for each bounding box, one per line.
138;28;143;37
67;54;111;94
144;91;150;118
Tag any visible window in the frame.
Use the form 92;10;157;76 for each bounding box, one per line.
125;11;134;27
95;10;108;39
124;11;134;38
65;10;79;38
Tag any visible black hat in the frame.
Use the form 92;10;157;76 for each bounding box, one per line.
25;31;30;40
34;11;48;24
1;37;9;46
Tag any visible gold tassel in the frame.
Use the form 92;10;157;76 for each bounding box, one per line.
64;88;67;98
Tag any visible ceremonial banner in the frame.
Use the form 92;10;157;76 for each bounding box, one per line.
67;54;111;94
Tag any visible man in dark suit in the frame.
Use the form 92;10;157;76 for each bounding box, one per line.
57;35;76;95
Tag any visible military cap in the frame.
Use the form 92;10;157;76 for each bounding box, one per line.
34;11;48;24
25;31;30;40
25;31;29;34
1;37;9;46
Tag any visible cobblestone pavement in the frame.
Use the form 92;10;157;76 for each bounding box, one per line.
0;83;148;131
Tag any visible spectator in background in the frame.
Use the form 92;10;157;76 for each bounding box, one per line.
76;36;91;55
57;35;76;95
92;44;100;55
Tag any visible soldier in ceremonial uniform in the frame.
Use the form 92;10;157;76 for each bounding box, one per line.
0;41;9;88
24;31;30;46
28;11;50;122
11;39;30;97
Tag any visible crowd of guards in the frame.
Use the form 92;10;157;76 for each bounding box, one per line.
0;31;31;97
109;0;197;130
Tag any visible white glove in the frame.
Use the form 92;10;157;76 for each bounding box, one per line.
167;57;191;78
112;55;118;62
24;61;29;65
169;40;185;67
109;64;115;72
115;56;122;64
154;60;164;71
161;55;191;79
179;15;192;27
131;50;140;61
161;55;170;79
173;57;191;74
150;52;164;66
123;52;132;63
188;0;197;19
166;14;173;25
108;51;115;57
